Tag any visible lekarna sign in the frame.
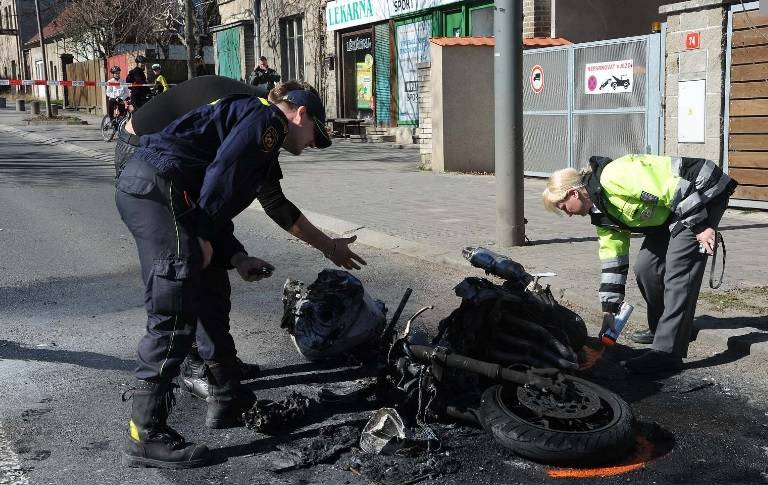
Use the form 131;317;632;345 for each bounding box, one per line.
530;65;544;94
584;59;633;94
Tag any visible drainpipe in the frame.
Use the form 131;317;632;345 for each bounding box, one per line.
550;0;556;38
253;0;262;59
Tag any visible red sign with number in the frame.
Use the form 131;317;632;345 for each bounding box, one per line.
685;32;700;50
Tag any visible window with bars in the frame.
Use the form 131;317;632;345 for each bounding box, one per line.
280;15;304;81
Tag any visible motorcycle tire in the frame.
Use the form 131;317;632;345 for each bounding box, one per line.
478;378;635;465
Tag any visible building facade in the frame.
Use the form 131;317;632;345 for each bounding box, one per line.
0;0;60;83
659;0;768;207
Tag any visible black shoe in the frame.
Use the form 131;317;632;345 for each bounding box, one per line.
621;350;683;375
180;357;209;400
206;361;257;429
629;329;655;345
121;380;210;469
180;356;260;400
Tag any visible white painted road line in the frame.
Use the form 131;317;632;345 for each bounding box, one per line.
0;423;28;485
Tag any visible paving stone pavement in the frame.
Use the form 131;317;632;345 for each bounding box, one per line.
2;105;766;355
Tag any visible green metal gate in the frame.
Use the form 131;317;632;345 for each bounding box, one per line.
217;27;242;80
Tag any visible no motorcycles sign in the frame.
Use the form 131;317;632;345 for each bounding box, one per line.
585;59;634;94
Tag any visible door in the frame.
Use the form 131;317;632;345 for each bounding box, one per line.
725;2;768;203
340;29;374;120
216;27;242;80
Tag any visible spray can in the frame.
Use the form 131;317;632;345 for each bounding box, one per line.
600;302;634;346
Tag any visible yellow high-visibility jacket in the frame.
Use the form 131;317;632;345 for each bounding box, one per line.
582;154;737;313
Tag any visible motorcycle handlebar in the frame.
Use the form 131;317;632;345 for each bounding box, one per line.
406;344;555;389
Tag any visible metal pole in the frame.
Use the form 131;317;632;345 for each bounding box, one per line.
494;0;525;246
13;0;24;97
33;0;52;117
185;0;196;79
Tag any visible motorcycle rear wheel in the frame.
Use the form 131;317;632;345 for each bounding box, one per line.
478;376;635;465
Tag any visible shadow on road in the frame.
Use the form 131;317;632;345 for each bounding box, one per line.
684;332;768;370
719;223;768;231
0;339;133;371
693;314;768;332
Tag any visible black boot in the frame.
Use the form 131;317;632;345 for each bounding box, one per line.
180;352;209;400
180;347;260;400
121;380;210;469
206;361;256;429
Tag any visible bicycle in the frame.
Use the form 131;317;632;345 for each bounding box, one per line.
101;97;131;142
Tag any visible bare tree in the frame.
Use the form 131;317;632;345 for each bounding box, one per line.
55;0;154;59
151;0;218;76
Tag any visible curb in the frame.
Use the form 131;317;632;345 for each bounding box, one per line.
248;205;473;272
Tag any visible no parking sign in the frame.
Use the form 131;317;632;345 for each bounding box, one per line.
530;65;544;94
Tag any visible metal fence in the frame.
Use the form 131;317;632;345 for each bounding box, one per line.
522;33;664;176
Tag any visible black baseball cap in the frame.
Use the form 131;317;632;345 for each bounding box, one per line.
281;90;332;149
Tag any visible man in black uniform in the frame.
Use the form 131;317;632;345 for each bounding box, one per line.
117;80;365;468
125;55;150;109
114;76;269;400
249;56;281;92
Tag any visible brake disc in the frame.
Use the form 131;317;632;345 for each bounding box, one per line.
517;382;601;419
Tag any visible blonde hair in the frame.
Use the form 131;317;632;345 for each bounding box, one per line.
542;167;591;214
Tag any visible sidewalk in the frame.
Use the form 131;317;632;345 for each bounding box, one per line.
2;105;766;357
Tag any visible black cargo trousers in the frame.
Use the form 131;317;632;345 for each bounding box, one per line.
115;156;238;381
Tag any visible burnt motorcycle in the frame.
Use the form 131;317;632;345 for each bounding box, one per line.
378;247;636;466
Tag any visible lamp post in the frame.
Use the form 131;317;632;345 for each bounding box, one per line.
33;0;53;117
494;0;525;247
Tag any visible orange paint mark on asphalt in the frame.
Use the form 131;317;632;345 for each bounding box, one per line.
578;345;605;370
546;435;654;479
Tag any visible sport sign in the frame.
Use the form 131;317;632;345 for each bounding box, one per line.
530;65;544;94
584;59;633;94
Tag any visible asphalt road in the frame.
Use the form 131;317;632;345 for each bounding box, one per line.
1;131;767;485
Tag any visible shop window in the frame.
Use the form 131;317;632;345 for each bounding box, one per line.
396;17;432;125
280;16;304;81
470;6;494;36
340;30;374;119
